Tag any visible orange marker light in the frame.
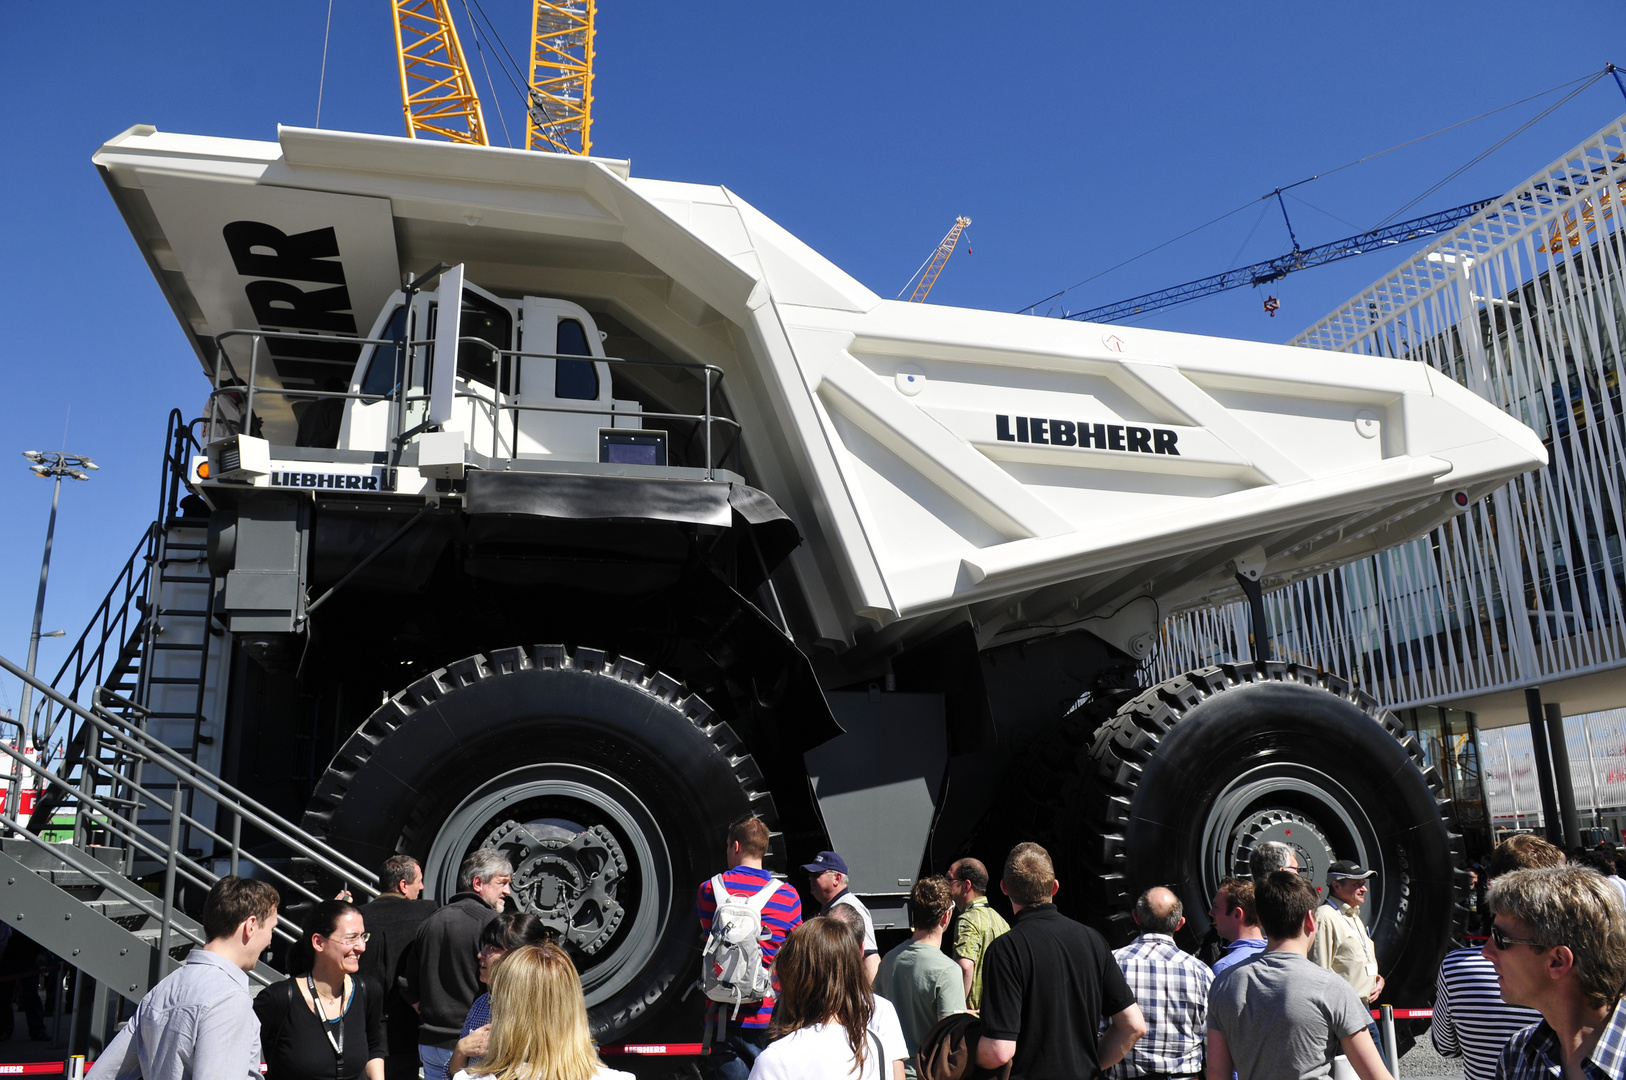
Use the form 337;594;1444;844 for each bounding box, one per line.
197;461;211;479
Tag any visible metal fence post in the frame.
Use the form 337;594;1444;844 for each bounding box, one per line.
155;787;184;986
229;809;241;878
1380;1004;1399;1077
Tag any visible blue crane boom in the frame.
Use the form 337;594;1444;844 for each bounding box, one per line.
1067;196;1496;325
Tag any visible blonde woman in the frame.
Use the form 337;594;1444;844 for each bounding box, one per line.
450;942;631;1080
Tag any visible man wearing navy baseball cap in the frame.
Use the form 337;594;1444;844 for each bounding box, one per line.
804;850;880;983
1310;859;1384;1006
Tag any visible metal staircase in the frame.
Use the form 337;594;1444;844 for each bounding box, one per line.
0;413;380;1054
0;652;381;1052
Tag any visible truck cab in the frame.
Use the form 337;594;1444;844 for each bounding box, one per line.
337;280;648;468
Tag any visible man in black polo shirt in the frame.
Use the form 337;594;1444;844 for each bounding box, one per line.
978;842;1147;1078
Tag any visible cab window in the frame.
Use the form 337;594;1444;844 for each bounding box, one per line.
455;291;513;392
556;318;599;400
359;305;409;397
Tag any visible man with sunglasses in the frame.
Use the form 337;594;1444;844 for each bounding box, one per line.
1482;865;1626;1080
1310;861;1383;1007
1430;835;1556;1080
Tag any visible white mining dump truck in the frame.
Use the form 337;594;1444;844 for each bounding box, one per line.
79;122;1543;1043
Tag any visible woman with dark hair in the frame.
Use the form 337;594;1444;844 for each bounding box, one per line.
447;912;552;1076
254;899;385;1080
750;917;884;1079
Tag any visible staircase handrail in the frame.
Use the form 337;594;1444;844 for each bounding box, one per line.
81;687;380;891
0;653;379;896
35;525;156;753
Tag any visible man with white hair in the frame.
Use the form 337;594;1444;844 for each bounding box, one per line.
404;848;511;1080
1482;865;1626;1080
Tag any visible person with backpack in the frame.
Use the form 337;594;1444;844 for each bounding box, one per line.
695;817;803;1080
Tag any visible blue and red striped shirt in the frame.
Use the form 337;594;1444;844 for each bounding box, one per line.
695;865;802;1028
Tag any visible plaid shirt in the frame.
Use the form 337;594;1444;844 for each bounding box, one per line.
1107;934;1214;1079
1498;1000;1626;1080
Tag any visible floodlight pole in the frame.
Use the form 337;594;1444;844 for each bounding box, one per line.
17;451;97;748
18;474;62;749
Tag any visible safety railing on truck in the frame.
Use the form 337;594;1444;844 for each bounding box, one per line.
0;653;379;988
29;413;211;831
205;326;744;479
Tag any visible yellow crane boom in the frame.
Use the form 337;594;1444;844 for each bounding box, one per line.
393;0;489;145
527;1;596;155
909;216;971;303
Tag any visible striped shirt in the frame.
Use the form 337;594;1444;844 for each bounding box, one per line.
1497;998;1626;1080
1107;933;1214;1079
695;865;802;1028
1432;947;1540;1080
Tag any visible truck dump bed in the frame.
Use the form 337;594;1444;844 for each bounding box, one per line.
95;123;1546;663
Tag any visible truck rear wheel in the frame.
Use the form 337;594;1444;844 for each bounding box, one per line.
1074;661;1464;1010
303;645;776;1041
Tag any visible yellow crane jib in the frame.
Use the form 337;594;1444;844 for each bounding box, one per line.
394;0;490;145
527;1;595;156
909;216;971;303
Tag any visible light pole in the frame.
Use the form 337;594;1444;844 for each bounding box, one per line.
18;451;97;749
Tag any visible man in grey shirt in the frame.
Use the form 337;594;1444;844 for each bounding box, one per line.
1206;870;1392;1080
89;876;279;1080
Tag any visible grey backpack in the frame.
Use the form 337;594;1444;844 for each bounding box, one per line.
700;874;779;1016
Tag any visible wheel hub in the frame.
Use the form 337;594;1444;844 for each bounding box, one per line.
1197;763;1383;915
1232;809;1335;899
483;819;628;955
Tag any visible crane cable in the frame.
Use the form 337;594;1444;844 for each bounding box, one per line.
1019;67;1617;315
315;0;335;128
459;0;514;146
459;0;577;151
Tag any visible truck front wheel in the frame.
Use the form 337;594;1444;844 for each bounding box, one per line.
303;645;776;1042
1074;661;1464;1011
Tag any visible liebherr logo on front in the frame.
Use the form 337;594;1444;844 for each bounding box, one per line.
995;414;1180;455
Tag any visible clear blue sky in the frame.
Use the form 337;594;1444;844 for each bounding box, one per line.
2;2;1623;721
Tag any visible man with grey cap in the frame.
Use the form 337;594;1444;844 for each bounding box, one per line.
1310;859;1383;1005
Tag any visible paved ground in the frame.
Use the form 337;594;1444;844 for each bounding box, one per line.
1402;1035;1465;1080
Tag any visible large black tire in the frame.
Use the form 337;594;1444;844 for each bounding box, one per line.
302;645;776;1042
1074;662;1464;1011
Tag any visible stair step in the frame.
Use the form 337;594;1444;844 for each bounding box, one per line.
147;677;204;685
157;609;210;618
83;898;155;923
160;576;211;585
150;643;206;652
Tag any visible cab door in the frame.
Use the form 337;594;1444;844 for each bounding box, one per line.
339;283;518;456
433;283;519;458
513;299;638;462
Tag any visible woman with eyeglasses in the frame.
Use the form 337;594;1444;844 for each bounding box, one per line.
447;913;551;1077
255;899;385;1080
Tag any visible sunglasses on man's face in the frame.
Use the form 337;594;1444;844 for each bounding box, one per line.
1490;924;1552;951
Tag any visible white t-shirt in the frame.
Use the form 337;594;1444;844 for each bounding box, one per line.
871;994;908;1070
452;1068;632;1080
746;998;907;1080
748;1024;886;1079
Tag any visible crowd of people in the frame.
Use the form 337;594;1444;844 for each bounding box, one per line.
71;817;1626;1080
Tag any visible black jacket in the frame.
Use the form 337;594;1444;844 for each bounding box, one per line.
401;892;500;1048
358;895;438;1005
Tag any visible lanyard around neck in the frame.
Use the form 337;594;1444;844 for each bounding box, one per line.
305;973;346;1062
